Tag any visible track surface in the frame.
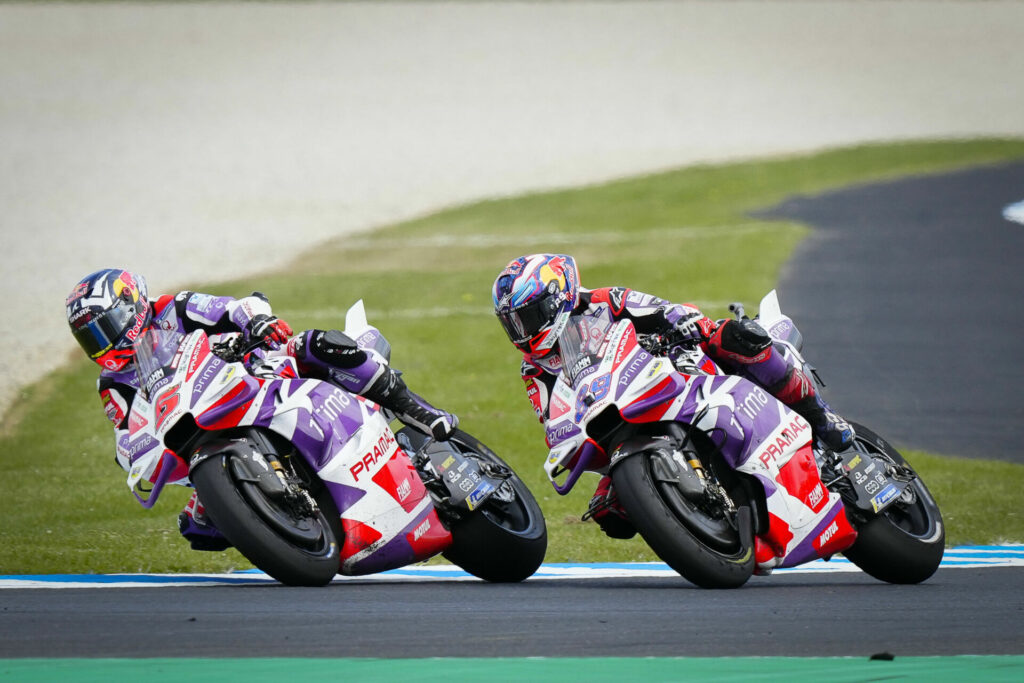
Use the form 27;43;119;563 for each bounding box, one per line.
765;161;1024;462
5;165;1024;660
1;568;1021;658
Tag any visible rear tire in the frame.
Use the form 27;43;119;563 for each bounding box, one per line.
191;449;341;587
612;450;754;589
401;428;547;582
841;422;945;584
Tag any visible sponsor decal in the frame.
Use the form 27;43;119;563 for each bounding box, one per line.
440;455;456;471
547;420;578;443
756;416;810;467
189;293;215;314
68;307;93;324
808;482;825;508
467;481;496;510
396;478;412;502
192;359;222;401
613;330;633;366
871;483;900;512
696;316;717;338
66;282;89;305
412;518;431;541
607;287;627;313
101;390;125;426
817;520;839;547
128;410;148;434
122;310;150;345
618;354;648;388
770;320;792;339
625;290;646;305
186;340;206;378
737;387;770;421
569;355;592;377
356;331;377;348
314;388;352;422
349;428;397;481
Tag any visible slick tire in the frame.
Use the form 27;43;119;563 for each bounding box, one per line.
400;428;547;582
191;451;341;587
841;422;945;584
612;451;754;589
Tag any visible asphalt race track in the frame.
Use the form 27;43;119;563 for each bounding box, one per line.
765;160;1024;463
3;165;1024;660
1;567;1022;658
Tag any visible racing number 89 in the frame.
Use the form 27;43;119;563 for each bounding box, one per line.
574;373;612;422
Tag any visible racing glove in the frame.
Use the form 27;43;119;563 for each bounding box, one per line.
246;314;293;349
671;311;707;346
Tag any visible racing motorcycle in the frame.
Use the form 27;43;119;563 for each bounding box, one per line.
124;301;547;586
544;290;944;588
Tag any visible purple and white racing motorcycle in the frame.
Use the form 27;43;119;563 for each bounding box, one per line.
544;290;944;588
124;301;546;586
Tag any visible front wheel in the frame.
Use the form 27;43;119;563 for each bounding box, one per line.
401;428;547;582
840;422;945;584
190;443;341;587
612;450;754;589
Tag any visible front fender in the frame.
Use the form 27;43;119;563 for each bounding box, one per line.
608;430;705;502
188;437;288;499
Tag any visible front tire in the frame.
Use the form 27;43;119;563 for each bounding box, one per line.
840;423;944;584
191;449;341;587
612;450;754;589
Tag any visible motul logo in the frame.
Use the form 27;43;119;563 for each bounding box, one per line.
818;520;839;547
412;518;431;541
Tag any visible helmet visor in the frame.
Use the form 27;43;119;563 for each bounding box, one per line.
497;293;560;349
70;301;140;358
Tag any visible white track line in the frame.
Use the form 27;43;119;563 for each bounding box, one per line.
3;546;1021;589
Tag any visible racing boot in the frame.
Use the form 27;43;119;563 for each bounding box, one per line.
583;475;637;539
360;365;459;441
289;329;458;440
177;492;232;552
787;392;856;452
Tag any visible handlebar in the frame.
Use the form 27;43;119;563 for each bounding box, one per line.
728;301;748;320
211;335;270;364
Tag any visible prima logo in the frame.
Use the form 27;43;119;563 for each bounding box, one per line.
737;387;770;420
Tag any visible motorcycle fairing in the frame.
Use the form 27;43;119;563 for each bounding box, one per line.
128;327;452;576
674;376;855;568
544;313;857;568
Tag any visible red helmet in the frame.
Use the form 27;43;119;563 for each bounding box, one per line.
66;269;151;371
492;254;580;354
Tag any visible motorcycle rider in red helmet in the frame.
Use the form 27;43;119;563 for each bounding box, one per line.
492;253;853;540
67;268;457;550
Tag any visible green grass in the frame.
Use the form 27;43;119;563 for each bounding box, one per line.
4;138;1024;574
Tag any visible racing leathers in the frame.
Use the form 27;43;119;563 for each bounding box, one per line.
97;290;457;550
518;286;853;539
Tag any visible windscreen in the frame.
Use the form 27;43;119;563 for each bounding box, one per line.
558;310;614;387
133;326;184;399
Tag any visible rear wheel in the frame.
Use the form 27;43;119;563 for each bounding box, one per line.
841;422;944;584
612;449;754;589
190;443;341;587
401;428;547;582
